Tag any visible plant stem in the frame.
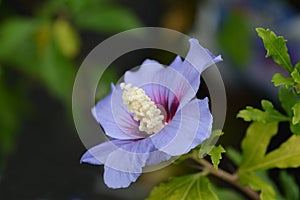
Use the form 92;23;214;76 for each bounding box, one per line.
191;154;260;200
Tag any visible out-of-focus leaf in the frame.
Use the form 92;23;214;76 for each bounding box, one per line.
256;28;293;73
218;11;251;67
279;171;299;200
0;77;25;171
198;130;224;158
239;171;276;200
254;171;284;200
240;122;278;169
208;145;226;169
0;18;37;58
237;100;289;123
38;38;76;105
211;185;244;200
53;18;80;58
272;73;294;88
74;5;142;33
292;102;300;125
147;174;219;200
226;147;242;166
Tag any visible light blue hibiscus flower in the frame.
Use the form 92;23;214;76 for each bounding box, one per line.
81;38;222;188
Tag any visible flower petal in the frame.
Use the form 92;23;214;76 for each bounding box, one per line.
80;140;121;165
170;39;222;100
150;98;212;156
125;59;194;109
104;166;140;188
93;84;142;139
104;137;155;173
189;98;213;149
145;150;172;166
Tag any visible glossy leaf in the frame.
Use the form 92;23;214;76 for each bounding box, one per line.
256;28;293;73
271;73;294;88
290;123;300;135
242;135;300;171
237;100;288;123
147;174;219;200
291;68;300;84
292;102;300;125
208;145;226;169
278;87;298;116
198;130;224;158
240;122;278;169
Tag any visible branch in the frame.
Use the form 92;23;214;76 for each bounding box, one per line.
191;154;260;200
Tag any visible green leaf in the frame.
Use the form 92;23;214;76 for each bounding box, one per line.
218;11;251;67
198;130;224;158
291;68;300;84
290;123;300;135
208;145;226;169
52;18;80;58
237;100;289;123
242;135;300;171
254;171;284;200
147;174;219;200
240;122;278;169
292;102;300;125
278;87;298;116
38;38;76;105
256;28;293;73
279;171;299;200
295;61;300;71
226;147;242;166
211;185;244;200
74;5;142;33
239;172;276;200
271;73;294;88
0;18;37;59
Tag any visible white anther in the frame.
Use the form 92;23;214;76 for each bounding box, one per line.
120;82;165;134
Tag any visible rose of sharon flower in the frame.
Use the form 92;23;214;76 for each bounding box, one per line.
80;39;222;188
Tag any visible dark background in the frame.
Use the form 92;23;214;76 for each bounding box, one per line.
0;0;300;199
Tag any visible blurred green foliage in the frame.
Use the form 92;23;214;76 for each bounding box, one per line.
0;0;141;171
218;11;252;67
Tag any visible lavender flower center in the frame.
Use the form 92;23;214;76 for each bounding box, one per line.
120;83;165;135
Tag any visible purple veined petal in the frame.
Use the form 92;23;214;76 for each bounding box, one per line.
150;98;212;156
124;60;195;109
104;166;141;189
93;84;143;140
